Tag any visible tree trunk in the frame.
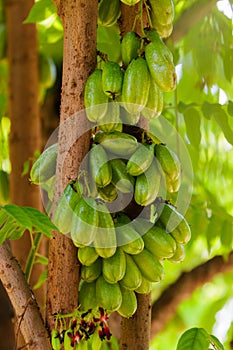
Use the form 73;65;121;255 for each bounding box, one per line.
5;0;46;319
46;0;98;331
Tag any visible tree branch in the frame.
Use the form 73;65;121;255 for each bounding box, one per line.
0;243;51;350
170;0;218;44
151;252;233;337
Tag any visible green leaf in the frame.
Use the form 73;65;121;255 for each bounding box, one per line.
209;335;225;350
183;107;201;148
176;328;209;350
24;0;57;23
33;269;48;290
24;207;56;238
220;219;233;248
0;204;56;244
213;108;233;146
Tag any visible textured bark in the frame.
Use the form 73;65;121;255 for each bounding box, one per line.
5;0;46;317
120;294;152;350
151;252;233;337
170;0;218;44
0;243;51;350
46;0;98;331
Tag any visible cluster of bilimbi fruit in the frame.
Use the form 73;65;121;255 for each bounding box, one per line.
30;0;191;348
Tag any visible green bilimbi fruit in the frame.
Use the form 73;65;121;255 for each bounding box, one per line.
102;248;126;283
122;57;150;114
155;144;181;193
84;69;108;122
135;276;152;294
96;275;122;312
142;77;164;119
99;102;122;133
132;248;164;282
149;0;174;26
127;143;154;176
78;246;99;266
102;62;123;98
120;0;140;5
77;341;88;350
157;203;191;244
120;106;140;126
89;144;112;188
0;170;9;204
120;254;142;290
110;158;135;193
98;0;121;27
51;329;61;350
134;158;161;206
79;280;97;311
118;286;137;318
143;225;177;259
151;15;173;38
97;182;118;202
90;330;102;350
94;130;138;156
81;258;102;283
64;329;74;350
168;243;185;263
116;219;144;255
121;31;140;66
53;180;82;234
94;202;116;258
145;31;176;92
71;197;98;247
30;143;57;185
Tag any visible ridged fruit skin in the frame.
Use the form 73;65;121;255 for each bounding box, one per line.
122;57;150;114
71;197;98;247
116;217;144;254
97;182;118;202
142;77;164;119
120;254;142;290
51;329;61;350
135;276;152;294
53;181;82;234
143;225;177;259
96;275;122;312
94;203;116;258
110;158;135;193
30;143;57;185
102;248;126;283
121;31;140;66
102;61;123;98
98;0;121;27
81;258;102;282
134;159;161;206
132;248;164;282
168;243;185;263
84;69;108;122
145;32;176;92
117;286;137;318
157;203;191;244
89;144;112;188
149;0;174;25
127;143;154;176
155;144;181;193
99;102;122;133
78;246;99;266
78;280;97;311
94;130;138;156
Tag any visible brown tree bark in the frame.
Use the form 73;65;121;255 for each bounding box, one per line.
0;243;51;350
151;252;233;337
46;0;98;331
5;0;46;317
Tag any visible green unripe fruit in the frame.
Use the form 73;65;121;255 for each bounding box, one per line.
98;0;121;27
121;31;140;66
102;61;123;98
